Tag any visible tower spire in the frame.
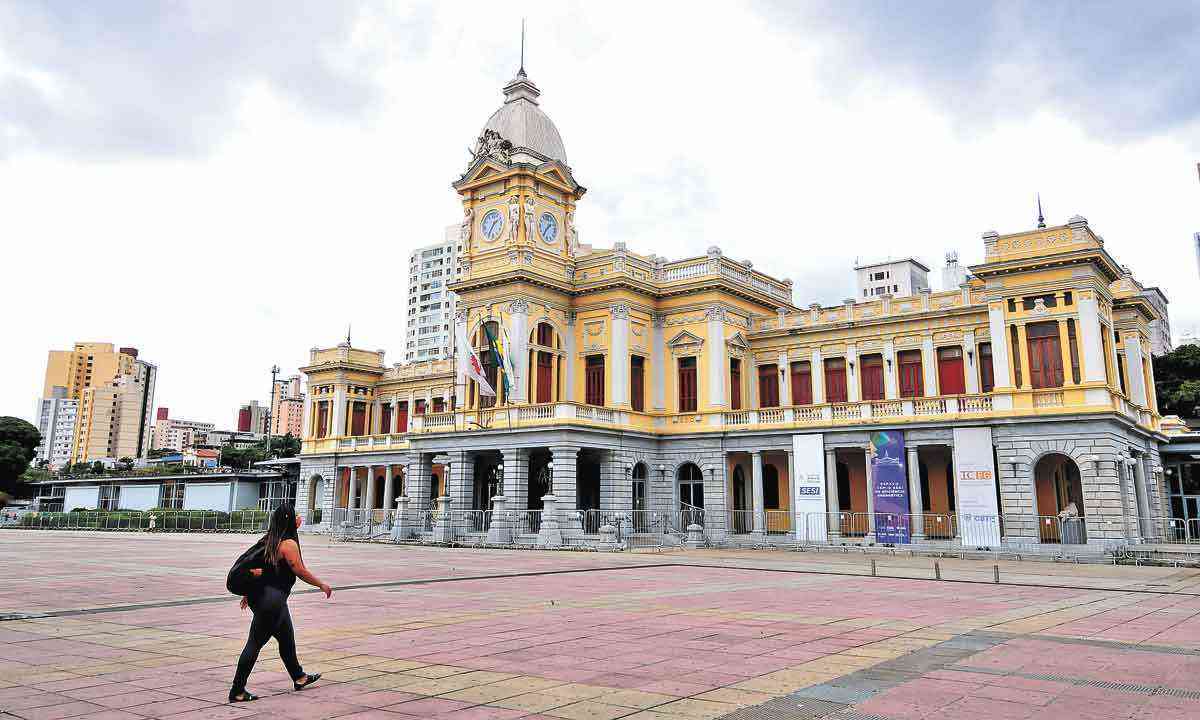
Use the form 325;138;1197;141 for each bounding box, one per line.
1036;193;1046;229
345;324;352;345
519;18;526;76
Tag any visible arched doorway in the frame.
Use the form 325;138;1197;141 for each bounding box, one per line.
307;474;323;523
472;455;502;531
763;463;783;533
732;465;749;533
677;462;705;526
1034;453;1086;543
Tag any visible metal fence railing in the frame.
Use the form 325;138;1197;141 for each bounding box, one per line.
13;505;1200;550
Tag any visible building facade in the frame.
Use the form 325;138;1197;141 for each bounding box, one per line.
237;400;268;434
33;388;78;469
150;408;216;452
270;375;305;437
41;342;157;463
296;66;1168;550
405;226;463;362
855;258;930;299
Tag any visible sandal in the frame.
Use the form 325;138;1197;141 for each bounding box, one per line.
293;672;322;691
228;690;259;703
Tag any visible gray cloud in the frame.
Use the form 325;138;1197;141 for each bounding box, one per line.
0;1;433;158
755;1;1200;142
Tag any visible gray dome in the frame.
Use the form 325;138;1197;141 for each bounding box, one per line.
481;70;568;166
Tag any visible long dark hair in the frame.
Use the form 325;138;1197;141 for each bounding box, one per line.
264;503;300;567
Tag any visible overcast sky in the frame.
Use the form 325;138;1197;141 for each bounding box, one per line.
2;1;1198;428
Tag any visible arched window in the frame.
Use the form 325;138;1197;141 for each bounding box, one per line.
474;321;501;408
677;463;704;510
529;322;561;404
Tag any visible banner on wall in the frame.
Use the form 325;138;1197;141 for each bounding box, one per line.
791;434;827;542
870;430;911;544
953;427;1002;547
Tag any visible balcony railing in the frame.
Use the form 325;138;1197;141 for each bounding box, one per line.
301;387;1149;453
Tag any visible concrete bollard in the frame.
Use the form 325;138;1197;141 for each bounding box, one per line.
685;523;705;549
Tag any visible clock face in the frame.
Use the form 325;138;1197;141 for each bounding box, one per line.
481;209;503;241
538;212;558;244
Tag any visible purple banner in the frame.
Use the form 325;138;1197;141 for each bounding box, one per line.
870;430;910;544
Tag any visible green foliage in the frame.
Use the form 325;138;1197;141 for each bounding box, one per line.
272;433;301;458
91;460;105;474
1153;344;1200;417
0;416;41;506
116;457;135;471
70;462;93;475
147;448;178;459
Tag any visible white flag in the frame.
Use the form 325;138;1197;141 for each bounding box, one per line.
456;324;496;396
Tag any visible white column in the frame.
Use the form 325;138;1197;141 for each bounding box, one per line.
332;386;347;437
883;339;898;399
825;447;840;538
846;343;860;402
1132;455;1152;538
963;330;979;394
564;313;578;402
778;352;791;405
349;467;361;510
407;390;417;428
1124;335;1148;407
907;445;924;538
811;348;825;403
390;399;399;433
1077;293;1107;383
864;447;876;538
651;314;665;410
611;304;630;407
706;306;727;408
364;466;376;511
509;299;529;402
921;336;937;396
987;304;1012;389
751;450;765;537
301;395;313;440
382;466;395;511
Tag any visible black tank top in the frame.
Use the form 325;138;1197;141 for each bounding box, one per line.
260;542;297;593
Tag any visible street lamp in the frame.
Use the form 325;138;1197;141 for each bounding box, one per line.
264;364;280;455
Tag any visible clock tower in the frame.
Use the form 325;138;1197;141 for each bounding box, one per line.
452;65;586;288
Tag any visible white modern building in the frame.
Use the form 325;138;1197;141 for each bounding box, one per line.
405;225;463;362
34;388;78;469
32;470;285;513
855;258;930;299
940;251;969;291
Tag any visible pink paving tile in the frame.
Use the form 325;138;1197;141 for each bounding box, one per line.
383;698;473;715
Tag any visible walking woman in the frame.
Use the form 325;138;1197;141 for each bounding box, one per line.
230;503;332;703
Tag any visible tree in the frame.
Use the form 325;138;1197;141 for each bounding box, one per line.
147;447;177;459
220;444;264;470
1153;344;1200;417
116;457;135;471
91;460;105;474
271;433;301;458
0;416;41;507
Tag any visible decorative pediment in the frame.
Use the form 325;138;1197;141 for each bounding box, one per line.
668;330;704;357
726;331;749;358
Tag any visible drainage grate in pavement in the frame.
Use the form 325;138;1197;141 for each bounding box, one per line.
720;697;847;720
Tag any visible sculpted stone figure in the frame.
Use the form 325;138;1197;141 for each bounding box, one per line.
565;210;579;257
459;207;472;251
524;197;535;243
507;196;520;242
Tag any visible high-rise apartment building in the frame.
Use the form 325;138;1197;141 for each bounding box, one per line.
270;375;305;437
33;387;78;469
41;342;156;463
405;226;463;362
237;400;268;433
150;408;216;452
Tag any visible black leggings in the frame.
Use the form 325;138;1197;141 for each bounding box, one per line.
232;587;304;692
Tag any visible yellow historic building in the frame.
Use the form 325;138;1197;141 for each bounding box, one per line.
298;65;1166;549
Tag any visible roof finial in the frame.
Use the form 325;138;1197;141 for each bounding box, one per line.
1036;193;1045;229
345;324;352;345
519;18;526;76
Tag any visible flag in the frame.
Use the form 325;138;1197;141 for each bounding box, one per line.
483;319;514;396
456;324;495;397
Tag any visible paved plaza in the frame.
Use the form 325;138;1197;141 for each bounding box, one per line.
3;533;1200;719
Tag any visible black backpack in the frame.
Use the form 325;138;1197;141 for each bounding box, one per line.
226;537;267;596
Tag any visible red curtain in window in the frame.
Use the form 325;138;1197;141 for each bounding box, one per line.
536;351;553;403
978;344;994;393
758;364;780;407
729;359;742;410
898;350;923;398
678;357;698;412
432;398;445;413
396;402;408;433
791;362;812;405
1026;322;1064;389
315;401;328;438
380;404;392;433
860;355;884;400
937;347;966;395
350;402;366;436
585;356;605;406
824;358;847;403
415;399;426;415
630;356;645;412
